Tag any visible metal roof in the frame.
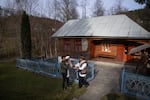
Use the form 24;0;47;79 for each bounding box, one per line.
52;15;150;39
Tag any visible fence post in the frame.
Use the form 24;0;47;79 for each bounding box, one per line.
55;60;59;77
37;60;42;73
25;59;28;70
121;68;125;93
91;62;95;81
86;61;95;82
38;60;42;73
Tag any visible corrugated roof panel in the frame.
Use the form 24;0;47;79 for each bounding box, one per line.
52;15;150;39
94;17;114;36
117;17;126;36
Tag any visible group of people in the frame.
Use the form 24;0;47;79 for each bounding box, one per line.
60;55;89;91
136;50;150;76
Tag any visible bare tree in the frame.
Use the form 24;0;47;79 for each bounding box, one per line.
69;0;79;19
5;0;16;15
46;0;78;57
15;0;39;15
59;0;78;22
108;0;128;15
5;0;16;10
81;0;88;18
0;6;2;16
47;0;53;18
92;0;105;17
60;0;70;21
39;3;46;17
46;0;60;57
52;0;62;21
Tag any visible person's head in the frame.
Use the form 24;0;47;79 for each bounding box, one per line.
141;50;144;54
65;55;70;62
80;55;85;62
61;56;66;62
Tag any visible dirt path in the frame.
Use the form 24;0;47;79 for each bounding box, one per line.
73;61;123;100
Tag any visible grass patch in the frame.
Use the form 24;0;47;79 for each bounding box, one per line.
101;93;142;100
0;61;86;100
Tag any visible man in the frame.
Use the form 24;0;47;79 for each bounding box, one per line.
60;56;69;91
65;56;72;84
75;56;89;88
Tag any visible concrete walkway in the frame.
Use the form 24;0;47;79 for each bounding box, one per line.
73;61;124;100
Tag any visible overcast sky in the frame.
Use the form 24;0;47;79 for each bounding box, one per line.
100;0;144;10
0;0;145;17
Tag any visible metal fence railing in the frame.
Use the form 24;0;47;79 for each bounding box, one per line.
16;57;95;82
121;68;150;100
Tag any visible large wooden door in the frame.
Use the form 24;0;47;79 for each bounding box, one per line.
116;45;124;62
127;46;135;61
90;40;95;58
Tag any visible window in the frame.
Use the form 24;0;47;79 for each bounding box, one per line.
74;39;82;52
64;39;70;52
93;40;101;45
102;43;111;52
82;39;88;51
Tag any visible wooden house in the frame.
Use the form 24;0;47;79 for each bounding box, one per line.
52;15;150;62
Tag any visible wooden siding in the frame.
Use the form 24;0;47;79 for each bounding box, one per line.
89;39;95;58
57;38;147;62
94;44;117;58
116;44;124;62
126;46;135;61
58;38;84;57
90;39;118;58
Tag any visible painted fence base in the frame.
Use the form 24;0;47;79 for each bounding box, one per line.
16;57;95;83
121;68;150;100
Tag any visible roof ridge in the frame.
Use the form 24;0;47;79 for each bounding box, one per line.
52;14;150;39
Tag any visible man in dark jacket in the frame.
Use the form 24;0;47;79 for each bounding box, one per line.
60;56;69;90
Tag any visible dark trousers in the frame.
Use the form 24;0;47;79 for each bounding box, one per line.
62;73;69;90
79;76;89;88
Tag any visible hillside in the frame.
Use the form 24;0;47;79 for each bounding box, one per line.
0;15;63;37
0;15;63;59
0;9;149;60
123;8;150;32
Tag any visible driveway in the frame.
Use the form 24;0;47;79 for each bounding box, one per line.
73;61;123;100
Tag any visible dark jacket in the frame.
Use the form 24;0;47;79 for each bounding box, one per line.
60;61;67;74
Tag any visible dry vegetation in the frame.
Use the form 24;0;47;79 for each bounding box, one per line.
123;9;150;32
0;9;149;60
0;15;63;60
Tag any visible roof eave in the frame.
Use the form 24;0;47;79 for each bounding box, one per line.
52;36;150;40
